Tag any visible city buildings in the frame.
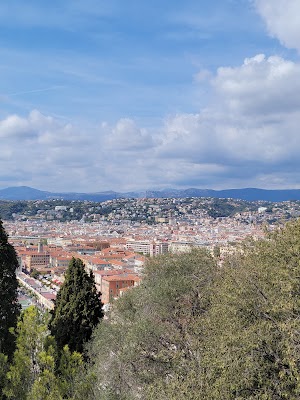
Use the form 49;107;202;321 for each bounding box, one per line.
4;196;296;307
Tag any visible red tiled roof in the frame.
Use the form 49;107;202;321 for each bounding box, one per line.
102;274;141;282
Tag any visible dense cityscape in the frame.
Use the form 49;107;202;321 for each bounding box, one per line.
2;197;300;311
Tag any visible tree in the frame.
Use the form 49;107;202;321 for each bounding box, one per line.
84;221;300;399
0;353;8;400
30;269;40;279
49;257;104;354
186;220;300;399
4;306;50;400
4;306;84;400
87;249;217;399
21;345;62;400
57;345;84;399
0;219;20;359
213;244;221;258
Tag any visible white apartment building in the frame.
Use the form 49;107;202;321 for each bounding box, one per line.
126;240;169;257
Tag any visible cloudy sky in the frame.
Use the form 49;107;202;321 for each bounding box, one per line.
1;0;300;192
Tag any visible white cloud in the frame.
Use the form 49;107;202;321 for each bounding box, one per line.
214;54;300;115
104;118;155;151
0;111;158;192
2;51;300;191
255;0;300;53
154;53;300;187
0;114;32;138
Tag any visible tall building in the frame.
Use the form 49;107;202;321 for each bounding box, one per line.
126;240;169;256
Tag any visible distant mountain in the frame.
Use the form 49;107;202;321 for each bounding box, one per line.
1;186;300;202
122;188;300;202
0;186;51;200
0;186;118;202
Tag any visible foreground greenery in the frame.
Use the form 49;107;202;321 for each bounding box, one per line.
3;306;87;400
0;216;103;399
86;219;300;399
50;257;104;354
0;219;21;397
0;220;20;359
1;255;103;399
3;219;300;398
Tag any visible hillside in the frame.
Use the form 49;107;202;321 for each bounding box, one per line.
2;186;300;202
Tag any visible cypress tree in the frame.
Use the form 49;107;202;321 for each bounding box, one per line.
49;257;103;354
0;219;20;359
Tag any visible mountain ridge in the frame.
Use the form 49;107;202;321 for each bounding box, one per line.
1;186;300;202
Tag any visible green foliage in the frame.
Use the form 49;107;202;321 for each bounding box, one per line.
49;258;104;354
4;306;85;400
4;306;50;399
0;201;28;221
197;221;300;399
207;198;236;218
87;249;217;399
213;244;221;258
27;345;85;400
0;219;20;359
30;269;40;279
0;353;8;400
58;345;84;398
4;218;300;398
27;346;62;400
85;219;300;399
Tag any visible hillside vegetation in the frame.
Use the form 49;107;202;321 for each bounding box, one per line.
86;219;300;399
2;219;300;399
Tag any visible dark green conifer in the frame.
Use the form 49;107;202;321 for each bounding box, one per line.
49;257;103;354
0;219;20;359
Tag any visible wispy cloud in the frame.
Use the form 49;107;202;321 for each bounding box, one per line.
7;86;65;97
0;0;115;30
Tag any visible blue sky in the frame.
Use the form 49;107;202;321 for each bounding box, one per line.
1;0;300;192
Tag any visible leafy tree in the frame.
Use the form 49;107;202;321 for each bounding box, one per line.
0;219;20;359
4;306;50;400
87;249;217;399
27;345;85;400
213;244;221;258
57;345;84;399
0;353;8;400
30;269;40;279
27;346;62;400
84;220;300;399
4;306;85;400
49;257;104;354
187;220;300;399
